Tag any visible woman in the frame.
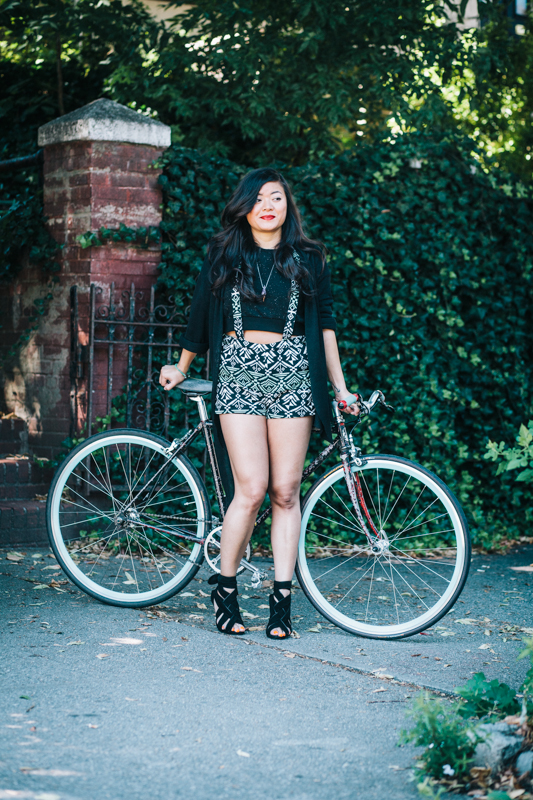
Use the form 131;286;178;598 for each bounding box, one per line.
159;167;359;639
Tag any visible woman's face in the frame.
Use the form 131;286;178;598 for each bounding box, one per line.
246;181;287;239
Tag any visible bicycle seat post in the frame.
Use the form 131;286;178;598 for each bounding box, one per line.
192;395;209;423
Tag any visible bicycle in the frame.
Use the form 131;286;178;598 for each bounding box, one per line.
46;380;471;639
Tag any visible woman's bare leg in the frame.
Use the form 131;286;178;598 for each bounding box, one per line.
267;416;313;636
218;414;269;631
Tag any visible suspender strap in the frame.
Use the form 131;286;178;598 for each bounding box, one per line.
231;285;244;340
232;249;301;341
282;280;299;340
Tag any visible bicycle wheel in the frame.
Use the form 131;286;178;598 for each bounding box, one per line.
46;429;210;607
296;455;470;639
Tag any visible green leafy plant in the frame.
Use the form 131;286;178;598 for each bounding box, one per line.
485;422;533;484
76;224;161;250
517;637;533;714
158;133;533;549
0;191;60;283
400;692;481;780
455;672;520;719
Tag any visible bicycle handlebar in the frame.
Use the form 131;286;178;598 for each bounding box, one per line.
338;390;394;415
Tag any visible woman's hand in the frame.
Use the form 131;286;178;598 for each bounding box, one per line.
159;365;187;392
336;390;361;417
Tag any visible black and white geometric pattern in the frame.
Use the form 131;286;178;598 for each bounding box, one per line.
215;279;315;419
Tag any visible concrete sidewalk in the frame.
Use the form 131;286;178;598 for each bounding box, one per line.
1;544;532;800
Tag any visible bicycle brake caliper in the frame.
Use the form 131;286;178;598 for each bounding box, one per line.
348;434;366;470
162;439;181;458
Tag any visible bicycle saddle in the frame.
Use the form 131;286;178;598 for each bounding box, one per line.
178;378;213;396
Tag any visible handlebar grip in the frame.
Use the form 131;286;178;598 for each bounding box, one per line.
338;392;360;410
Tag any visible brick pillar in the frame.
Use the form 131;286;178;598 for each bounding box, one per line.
2;99;171;459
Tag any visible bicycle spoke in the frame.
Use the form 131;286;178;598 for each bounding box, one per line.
298;457;469;637
49;432;208;605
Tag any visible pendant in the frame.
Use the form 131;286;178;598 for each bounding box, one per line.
261;288;266;302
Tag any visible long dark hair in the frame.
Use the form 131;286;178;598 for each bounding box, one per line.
208;167;325;300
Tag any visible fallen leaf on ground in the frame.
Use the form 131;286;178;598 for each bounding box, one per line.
181;667;193;671
95;653;109;659
455;619;477;625
411;654;422;657
440;631;455;637
290;631;300;639
66;641;84;646
306;626;322;633
196;603;207;610
258;604;270;609
122;572;137;586
110;638;143;645
284;653;296;658
241;612;258;619
7;551;24;562
42;565;61;571
478;644;491;650
33;584;49;590
510;565;533;572
248;625;265;631
371;687;387;693
180;592;196;598
237;749;250;758
20;768;80;776
87;724;98;728
504;715;522;725
198;590;209;597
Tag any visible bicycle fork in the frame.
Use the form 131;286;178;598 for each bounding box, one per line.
333;402;388;554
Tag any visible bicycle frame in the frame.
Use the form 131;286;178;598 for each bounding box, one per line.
125;392;385;552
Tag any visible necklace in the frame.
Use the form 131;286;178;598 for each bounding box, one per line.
256;253;276;302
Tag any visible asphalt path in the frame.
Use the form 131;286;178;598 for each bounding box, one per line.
1;545;532;800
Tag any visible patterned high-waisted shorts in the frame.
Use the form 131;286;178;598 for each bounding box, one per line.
214;280;315;419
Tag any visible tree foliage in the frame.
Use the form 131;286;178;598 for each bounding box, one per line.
158;132;533;547
109;0;465;165
0;0;531;174
0;0;161;159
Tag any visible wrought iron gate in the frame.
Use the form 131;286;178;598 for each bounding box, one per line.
81;282;209;439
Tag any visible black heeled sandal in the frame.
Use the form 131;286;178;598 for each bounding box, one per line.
208;573;246;635
266;580;293;639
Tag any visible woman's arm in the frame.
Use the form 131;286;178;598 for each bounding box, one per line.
159;349;197;392
323;329;360;416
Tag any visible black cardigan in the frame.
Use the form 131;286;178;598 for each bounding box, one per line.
179;247;337;504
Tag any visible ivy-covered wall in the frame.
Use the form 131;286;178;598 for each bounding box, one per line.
158;132;533;548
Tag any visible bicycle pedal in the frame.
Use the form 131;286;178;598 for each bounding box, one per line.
250;570;268;588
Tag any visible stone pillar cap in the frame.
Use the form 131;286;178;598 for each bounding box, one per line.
38;98;171;148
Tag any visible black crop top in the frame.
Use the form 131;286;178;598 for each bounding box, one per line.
223;248;305;336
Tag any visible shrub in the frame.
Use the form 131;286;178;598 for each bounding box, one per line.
400;692;481;780
455;672;520;719
486;422;533;484
158;131;533;548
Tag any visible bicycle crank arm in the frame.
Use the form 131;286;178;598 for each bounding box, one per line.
237;559;268;588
